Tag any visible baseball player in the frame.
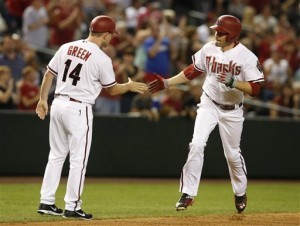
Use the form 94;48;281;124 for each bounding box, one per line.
36;15;147;220
149;15;264;213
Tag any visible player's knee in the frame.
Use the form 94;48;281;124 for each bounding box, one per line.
70;160;86;169
224;148;242;163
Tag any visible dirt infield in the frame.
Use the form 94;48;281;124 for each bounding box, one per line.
0;213;299;226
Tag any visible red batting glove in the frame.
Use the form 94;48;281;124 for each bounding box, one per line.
148;73;168;93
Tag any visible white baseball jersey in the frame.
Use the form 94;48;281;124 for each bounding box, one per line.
179;41;265;200
192;41;264;104
40;39;117;211
47;39;117;104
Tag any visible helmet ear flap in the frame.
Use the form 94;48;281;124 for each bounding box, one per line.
226;33;234;43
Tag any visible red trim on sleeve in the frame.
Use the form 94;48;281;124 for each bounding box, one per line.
249;81;260;96
183;64;204;80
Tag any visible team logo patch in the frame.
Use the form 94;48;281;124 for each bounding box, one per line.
256;61;262;73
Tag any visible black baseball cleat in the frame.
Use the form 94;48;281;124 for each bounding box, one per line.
235;194;247;213
37;203;63;216
175;193;194;211
63;209;93;220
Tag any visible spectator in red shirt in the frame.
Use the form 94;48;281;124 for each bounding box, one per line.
270;81;298;118
47;0;82;48
4;0;31;33
18;66;40;111
137;1;162;30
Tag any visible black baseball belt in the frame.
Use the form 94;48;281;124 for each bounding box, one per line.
205;92;242;111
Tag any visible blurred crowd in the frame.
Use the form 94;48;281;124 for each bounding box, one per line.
0;0;299;120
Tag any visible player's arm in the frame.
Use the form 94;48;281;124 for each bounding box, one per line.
234;80;260;96
166;71;189;86
36;70;55;120
148;64;204;93
105;78;148;95
217;73;261;96
217;57;264;96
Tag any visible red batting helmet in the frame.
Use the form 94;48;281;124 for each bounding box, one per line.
210;15;241;42
89;15;120;34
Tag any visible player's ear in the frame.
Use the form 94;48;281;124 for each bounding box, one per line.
104;32;112;39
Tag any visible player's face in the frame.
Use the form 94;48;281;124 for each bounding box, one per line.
214;31;230;48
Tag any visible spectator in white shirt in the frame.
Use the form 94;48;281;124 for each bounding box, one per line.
22;0;49;48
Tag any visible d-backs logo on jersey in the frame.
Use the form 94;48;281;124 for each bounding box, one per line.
206;56;241;75
256;60;262;73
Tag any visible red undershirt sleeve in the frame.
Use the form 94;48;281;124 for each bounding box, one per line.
183;64;204;80
249;81;260;96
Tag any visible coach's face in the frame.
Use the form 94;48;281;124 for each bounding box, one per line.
101;32;113;48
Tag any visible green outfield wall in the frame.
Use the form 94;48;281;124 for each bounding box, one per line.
0;111;299;179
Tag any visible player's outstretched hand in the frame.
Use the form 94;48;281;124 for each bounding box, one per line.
127;78;148;94
36;100;48;120
217;72;236;88
148;73;168;93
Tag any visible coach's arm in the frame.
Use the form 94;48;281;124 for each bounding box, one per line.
36;70;55;120
105;78;148;95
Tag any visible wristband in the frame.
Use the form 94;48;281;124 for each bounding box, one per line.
227;76;236;88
